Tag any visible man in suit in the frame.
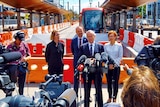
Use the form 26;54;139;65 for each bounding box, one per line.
71;26;88;96
79;30;104;107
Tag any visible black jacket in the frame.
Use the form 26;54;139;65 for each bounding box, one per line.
45;41;64;74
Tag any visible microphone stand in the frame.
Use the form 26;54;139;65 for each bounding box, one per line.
84;67;89;107
79;71;83;107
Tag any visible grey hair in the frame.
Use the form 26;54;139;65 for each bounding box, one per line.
86;30;96;36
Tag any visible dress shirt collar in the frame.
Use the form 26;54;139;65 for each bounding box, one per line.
88;41;95;46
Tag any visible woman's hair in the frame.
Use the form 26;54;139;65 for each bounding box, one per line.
121;66;160;107
50;30;58;40
108;30;118;37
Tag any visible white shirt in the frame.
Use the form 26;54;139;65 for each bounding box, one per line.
104;41;123;66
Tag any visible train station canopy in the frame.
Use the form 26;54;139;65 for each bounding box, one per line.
101;0;157;13
0;0;69;14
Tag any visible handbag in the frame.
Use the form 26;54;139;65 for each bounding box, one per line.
18;62;28;74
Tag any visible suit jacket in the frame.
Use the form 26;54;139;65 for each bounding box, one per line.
71;36;88;68
79;42;104;58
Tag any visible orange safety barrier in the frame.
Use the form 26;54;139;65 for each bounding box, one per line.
27;56;135;84
26;57;74;83
48;25;51;33
143;37;154;45
66;39;72;54
52;24;54;30
119;28;124;41
1;32;12;46
102;57;136;84
35;43;45;55
128;32;135;47
21;29;29;39
0;34;3;42
41;26;45;34
33;27;38;34
27;43;34;55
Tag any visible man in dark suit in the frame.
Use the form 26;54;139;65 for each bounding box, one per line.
79;30;104;107
71;26;88;96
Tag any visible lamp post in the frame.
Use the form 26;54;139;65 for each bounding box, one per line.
79;0;81;14
89;0;92;7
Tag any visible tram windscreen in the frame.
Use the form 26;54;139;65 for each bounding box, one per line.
82;10;103;33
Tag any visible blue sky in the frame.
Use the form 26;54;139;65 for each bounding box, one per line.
60;0;105;13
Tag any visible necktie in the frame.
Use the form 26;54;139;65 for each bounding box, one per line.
90;44;92;56
79;38;81;48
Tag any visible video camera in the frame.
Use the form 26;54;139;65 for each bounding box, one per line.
0;74;76;107
134;44;160;80
0;44;21;96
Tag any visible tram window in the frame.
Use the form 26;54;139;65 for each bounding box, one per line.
83;10;103;31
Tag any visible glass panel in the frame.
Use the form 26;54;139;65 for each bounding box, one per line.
83;10;103;32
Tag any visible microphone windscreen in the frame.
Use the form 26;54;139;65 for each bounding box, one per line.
84;58;91;66
95;53;101;61
0;52;21;63
101;52;108;61
77;55;87;64
77;64;84;72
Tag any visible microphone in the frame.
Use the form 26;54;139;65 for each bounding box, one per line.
101;52;108;63
77;64;84;73
83;58;91;73
0;52;21;64
53;89;76;107
74;55;87;76
74;64;85;76
77;55;87;65
101;52;109;73
95;53;101;67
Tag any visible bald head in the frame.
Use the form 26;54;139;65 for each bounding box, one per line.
76;26;84;38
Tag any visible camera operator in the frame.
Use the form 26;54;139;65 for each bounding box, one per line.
79;30;104;107
134;36;160;81
7;31;31;95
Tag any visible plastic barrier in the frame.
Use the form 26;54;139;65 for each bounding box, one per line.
27;56;135;84
118;29;154;53
66;39;72;54
27;57;74;83
102;57;136;84
133;33;145;52
128;32;135;47
143;37;154;45
122;30;129;44
119;28;124;41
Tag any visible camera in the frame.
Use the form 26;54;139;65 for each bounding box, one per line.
134;44;160;80
0;74;76;107
0;44;21;96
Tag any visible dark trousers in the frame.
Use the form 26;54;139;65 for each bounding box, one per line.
18;71;26;95
83;71;103;107
8;65;26;95
106;67;120;99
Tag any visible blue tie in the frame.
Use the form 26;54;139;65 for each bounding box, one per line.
90;44;92;56
79;38;81;48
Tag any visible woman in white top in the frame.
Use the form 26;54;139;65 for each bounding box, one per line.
104;30;123;103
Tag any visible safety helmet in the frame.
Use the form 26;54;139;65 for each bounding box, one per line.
14;31;25;41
